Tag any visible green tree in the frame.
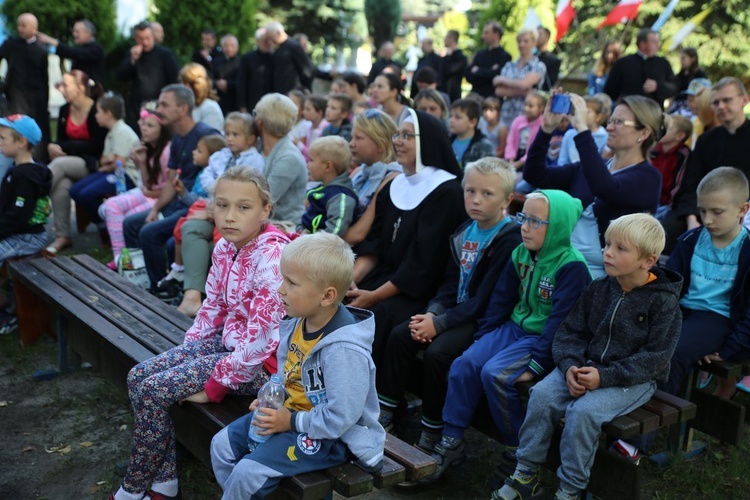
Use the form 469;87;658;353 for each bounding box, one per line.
365;0;401;53
151;0;258;62
2;0;117;52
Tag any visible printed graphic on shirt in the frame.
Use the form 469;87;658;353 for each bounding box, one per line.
537;275;554;302
15;196;24;208
29;196;51;225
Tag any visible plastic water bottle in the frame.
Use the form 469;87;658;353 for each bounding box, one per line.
247;374;286;446
115;160;127;195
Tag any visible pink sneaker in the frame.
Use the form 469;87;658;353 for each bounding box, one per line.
106;260;117;271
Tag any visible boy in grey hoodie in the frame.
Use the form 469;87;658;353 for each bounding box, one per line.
211;233;385;499
494;213;682;500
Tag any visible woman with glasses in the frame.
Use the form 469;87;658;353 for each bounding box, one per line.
523;91;663;277
346;109;466;366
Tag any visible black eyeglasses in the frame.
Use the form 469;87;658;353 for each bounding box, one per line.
392;132;419;142
515;212;549;230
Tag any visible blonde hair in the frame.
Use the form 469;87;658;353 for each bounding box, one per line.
179;63;217;106
605;213;665;258
352;109;397;163
695;88;717;128
619;95;664;156
308;136;352;175
516;28;538;43
254;93;298;138
463;157;516;199
697;166;750;205
224;112;258;140
665;114;693;141
281;232;355;301
525;191;550;205
526;91;547;108
586;93;612;126
212;166;272;208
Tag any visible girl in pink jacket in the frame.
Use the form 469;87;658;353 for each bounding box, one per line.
112;167;290;500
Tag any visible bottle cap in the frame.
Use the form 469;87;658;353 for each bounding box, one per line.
270;374;283;383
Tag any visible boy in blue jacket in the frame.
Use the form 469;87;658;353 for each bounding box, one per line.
662;167;750;398
210;233;385;499
495;213;682;500
425;189;591;481
377;158;522;453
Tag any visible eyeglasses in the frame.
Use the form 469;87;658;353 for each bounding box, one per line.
607;118;637;128
392;132;419;142
515;212;549;230
711;95;742;107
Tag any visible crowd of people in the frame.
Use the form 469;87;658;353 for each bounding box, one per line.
1;11;749;500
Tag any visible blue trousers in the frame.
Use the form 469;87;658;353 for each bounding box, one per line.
659;308;734;395
516;368;654;492
442;321;537;445
123;199;185;287
69;171;135;225
211;414;349;500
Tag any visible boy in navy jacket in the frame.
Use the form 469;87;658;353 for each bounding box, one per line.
377;158;522;454
662;167;750;398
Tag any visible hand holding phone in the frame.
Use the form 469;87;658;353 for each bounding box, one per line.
550;94;572;115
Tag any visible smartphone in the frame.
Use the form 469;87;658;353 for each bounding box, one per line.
550;94;572;115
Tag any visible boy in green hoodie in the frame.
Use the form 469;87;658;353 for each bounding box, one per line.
424;189;591;481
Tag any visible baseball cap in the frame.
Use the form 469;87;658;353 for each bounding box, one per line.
0;114;42;145
685;78;712;96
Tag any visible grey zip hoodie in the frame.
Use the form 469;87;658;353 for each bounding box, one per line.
279;305;385;470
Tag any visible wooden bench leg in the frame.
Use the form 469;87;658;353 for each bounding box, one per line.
13;277;52;346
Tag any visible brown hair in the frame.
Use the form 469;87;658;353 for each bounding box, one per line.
594;41;622;78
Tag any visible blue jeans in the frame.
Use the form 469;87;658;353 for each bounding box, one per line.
123;199;186;287
0;233;47;268
70;171;136;225
516;368;655;492
442;321;537;445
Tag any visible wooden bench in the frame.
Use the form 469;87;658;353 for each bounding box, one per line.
9;254;435;498
687;360;747;446
408;354;696;500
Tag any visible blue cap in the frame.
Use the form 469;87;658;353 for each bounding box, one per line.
685;78;712;96
0;114;42;145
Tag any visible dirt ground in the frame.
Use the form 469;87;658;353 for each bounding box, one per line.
0;332;511;500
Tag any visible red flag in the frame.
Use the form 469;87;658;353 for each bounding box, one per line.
598;0;643;29
555;0;576;42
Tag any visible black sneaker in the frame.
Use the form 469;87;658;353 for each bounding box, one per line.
154;278;182;300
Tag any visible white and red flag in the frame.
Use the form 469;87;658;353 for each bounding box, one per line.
598;0;643;29
555;0;576;42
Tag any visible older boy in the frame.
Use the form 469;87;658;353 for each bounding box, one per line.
377;158;522;453
425;190;591;481
299;136;359;236
662;167;750;398
211;233;385;499
495;213;682;500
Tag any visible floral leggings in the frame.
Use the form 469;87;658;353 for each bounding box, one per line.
123;336;269;494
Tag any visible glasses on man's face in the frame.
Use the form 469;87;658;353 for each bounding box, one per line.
392;132;419;142
711;95;742;108
606;118;637;128
515;212;550;230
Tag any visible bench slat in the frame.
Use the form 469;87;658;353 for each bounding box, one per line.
72;254;194;332
652;389;697;422
372;456;406;488
324;463;374;497
690;390;745;445
697;360;743;379
53;257;185;346
603;414;641;439
640;397;679;427
384;433;436;480
626;407;661;435
28;258;177;355
273;472;333;500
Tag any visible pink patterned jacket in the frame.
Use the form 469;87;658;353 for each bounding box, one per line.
184;224;290;403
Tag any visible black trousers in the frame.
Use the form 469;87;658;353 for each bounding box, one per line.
377;318;476;426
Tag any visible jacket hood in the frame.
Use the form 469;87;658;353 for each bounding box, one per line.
9;162;52;191
528;189;584;261
328;172;355;191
